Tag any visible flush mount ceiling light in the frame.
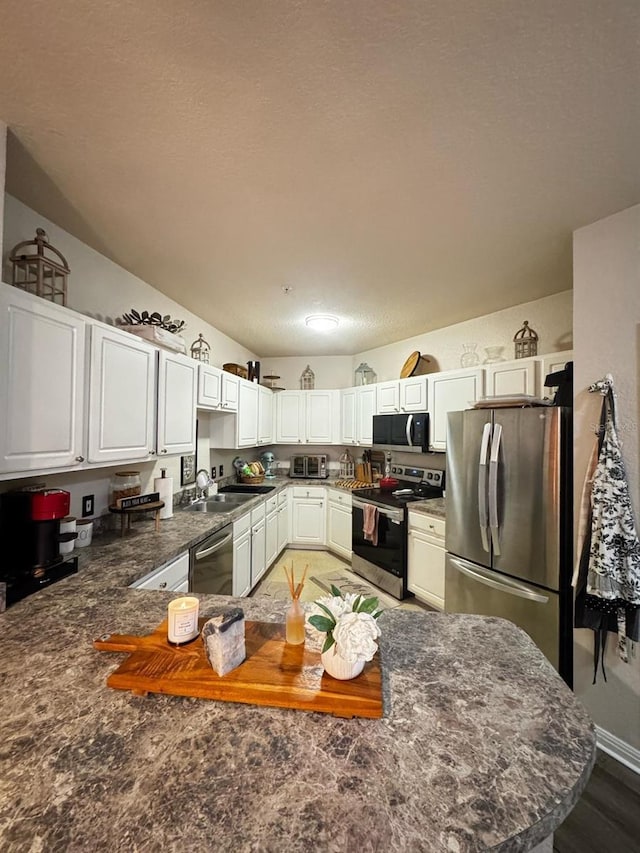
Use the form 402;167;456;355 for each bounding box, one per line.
305;314;339;331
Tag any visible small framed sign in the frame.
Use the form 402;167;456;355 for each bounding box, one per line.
181;454;196;487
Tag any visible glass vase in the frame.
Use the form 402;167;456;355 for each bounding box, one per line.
460;343;480;368
484;346;506;364
285;599;306;645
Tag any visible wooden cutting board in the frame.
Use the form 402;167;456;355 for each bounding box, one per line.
94;619;383;719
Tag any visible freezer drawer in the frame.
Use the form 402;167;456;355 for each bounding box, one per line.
445;553;559;670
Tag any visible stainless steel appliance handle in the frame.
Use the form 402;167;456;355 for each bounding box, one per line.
478;422;492;553
352;497;404;523
405;414;414;447
489;423;502;556
448;556;549;603
195;533;233;560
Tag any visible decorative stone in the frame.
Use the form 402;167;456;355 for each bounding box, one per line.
201;607;246;676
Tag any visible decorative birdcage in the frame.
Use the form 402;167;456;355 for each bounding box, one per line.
339;448;355;479
190;333;210;363
354;362;377;385
9;228;70;305
300;364;315;390
513;320;539;359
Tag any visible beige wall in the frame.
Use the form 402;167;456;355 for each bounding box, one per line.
0;123;6;260
573;204;640;751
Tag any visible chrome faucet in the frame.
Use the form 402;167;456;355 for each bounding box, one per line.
195;469;213;499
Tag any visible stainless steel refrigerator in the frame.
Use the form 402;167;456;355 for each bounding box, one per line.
445;406;572;685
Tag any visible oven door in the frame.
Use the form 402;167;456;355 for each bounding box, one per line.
352;497;406;580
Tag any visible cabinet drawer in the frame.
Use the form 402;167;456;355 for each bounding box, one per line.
277;489;288;507
328;489;352;508
291;485;326;499
266;495;278;515
251;503;266;525
408;512;445;539
234;512;251;538
131;551;189;590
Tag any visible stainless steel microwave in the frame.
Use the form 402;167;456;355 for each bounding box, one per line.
289;455;329;479
372;413;429;453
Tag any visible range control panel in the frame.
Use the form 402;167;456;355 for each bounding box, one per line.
390;466;444;488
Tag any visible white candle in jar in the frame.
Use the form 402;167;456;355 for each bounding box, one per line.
167;596;200;644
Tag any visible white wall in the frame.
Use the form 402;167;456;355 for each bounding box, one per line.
0;123;6;261
2;194;258;368
573;204;640;752
352;290;573;381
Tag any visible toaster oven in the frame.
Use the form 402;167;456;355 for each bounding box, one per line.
289;455;329;479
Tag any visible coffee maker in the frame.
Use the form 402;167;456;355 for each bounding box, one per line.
0;487;78;606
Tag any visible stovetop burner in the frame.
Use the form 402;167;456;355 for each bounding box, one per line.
352;466;444;510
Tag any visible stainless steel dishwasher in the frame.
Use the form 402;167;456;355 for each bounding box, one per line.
189;523;234;595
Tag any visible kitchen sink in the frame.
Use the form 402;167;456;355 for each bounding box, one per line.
219;485;276;494
185;493;255;513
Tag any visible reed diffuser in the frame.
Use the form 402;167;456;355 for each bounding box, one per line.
284;561;308;645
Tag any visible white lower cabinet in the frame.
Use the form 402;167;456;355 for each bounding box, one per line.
277;489;289;555
250;504;267;586
407;512;446;610
233;513;252;597
327;489;352;560
265;495;278;567
290;486;326;546
130;551;189;591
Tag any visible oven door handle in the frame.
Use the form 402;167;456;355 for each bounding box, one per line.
352;497;404;523
195;533;233;560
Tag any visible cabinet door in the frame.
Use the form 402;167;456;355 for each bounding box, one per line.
356;386;377;446
306;390;336;444
291;498;326;545
265;510;278;567
408;530;445;610
251;518;267;586
0;284;86;473
400;376;428;412
376;381;400;414
233;529;251;597
277;500;289;554
538;351;573;399
157;352;198;456
276;391;305;443
327;502;352;560
427;368;484;451
485;359;537;398
258;385;274;445
237;380;259;447
198;364;222;409
341;387;358;445
221;373;239;411
87;326;156;463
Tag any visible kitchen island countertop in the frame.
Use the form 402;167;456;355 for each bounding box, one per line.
1;536;594;853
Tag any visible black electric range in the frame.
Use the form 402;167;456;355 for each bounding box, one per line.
352;465;445;509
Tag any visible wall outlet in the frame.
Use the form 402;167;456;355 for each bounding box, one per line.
219;464;224;477
211;466;217;480
82;494;94;517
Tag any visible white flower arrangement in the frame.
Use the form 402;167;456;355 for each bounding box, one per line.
308;586;382;663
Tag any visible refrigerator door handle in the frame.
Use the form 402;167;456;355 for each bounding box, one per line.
406;414;414;447
478;422;492;552
448;556;550;604
488;422;502;555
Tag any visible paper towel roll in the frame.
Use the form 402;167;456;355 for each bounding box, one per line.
154;473;174;519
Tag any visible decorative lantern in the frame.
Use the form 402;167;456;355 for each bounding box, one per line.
300;365;315;390
9;228;70;305
189;333;210;363
513;320;539;359
339;448;355;479
354;362;377;386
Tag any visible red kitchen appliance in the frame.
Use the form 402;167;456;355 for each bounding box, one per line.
0;487;78;607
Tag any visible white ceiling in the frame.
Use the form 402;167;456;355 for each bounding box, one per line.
0;1;638;357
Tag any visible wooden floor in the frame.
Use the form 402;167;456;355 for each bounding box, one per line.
554;751;640;853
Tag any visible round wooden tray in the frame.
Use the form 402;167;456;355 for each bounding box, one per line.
400;351;431;378
108;500;165;535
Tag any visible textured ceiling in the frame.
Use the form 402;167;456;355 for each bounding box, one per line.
0;1;638;357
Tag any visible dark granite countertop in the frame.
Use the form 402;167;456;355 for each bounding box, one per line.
0;478;593;852
407;496;446;519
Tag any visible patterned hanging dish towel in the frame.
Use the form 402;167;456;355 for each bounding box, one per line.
578;376;640;674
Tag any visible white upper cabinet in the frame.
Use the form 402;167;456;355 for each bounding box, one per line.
484;359;538;398
275;390;337;444
356;385;376;446
258;384;273;445
377;376;427;414
341;387;357;444
427;368;484;451
0;284;86;474
156;351;198;456
538;351;573;399
87;326;156;464
198;365;239;412
237;380;259;447
221;372;239;411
